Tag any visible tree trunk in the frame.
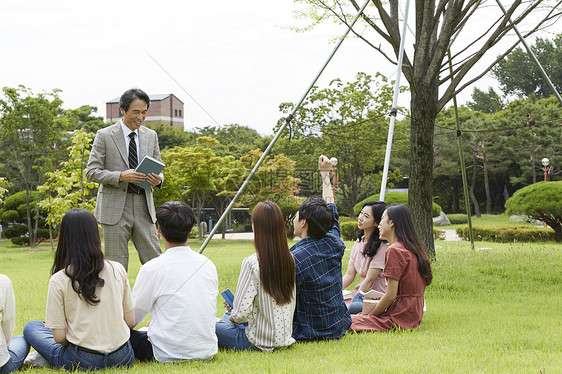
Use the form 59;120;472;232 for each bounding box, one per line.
25;189;36;248
451;183;459;214
482;153;492;214
409;89;438;261
469;143;481;217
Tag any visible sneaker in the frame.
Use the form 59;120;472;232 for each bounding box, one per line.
24;351;48;367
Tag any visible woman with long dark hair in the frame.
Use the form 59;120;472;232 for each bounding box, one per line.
342;201;388;314
350;203;432;332
23;209;135;370
215;201;296;351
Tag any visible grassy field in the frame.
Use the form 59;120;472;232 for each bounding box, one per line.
1;237;560;373
439;213;541;229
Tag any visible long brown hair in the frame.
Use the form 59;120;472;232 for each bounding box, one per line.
252;201;295;305
386;203;433;285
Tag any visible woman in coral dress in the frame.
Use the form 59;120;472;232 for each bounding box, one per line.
350;203;432;332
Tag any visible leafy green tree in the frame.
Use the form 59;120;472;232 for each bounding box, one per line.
0;177;10;207
492;35;562;99
0;86;69;247
160;137;222;239
237;148;301;209
276;72;407;216
38;129;98;249
209;155;246;239
505;181;562;241
467;87;505;114
148;122;196;151
65;105;106;133
291;0;560;258
195;124;264;158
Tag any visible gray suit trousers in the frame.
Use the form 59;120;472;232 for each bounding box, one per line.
102;193;160;271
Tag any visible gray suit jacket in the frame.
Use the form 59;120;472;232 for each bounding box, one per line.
86;123;162;225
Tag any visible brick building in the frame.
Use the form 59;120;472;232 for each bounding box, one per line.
106;93;184;129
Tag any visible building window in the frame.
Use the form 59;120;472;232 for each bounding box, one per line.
174;109;178;117
179;110;182;117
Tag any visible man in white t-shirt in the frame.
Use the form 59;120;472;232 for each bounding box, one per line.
130;201;218;362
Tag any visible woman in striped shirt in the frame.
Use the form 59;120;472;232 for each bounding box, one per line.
215;201;296;351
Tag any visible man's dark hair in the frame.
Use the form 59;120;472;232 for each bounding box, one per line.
156;201;196;243
119;88;150;112
298;196;334;240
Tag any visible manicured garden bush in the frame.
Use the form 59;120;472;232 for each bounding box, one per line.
354;192;442;218
340;221;358;241
447;214;468;224
456;226;556;243
505;181;562;242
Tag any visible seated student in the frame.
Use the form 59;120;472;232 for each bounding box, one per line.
342;201;388;314
130;201;218;362
1;275;30;374
23;209;135;371
291;155;351;341
350;203;433;332
216;201;296;351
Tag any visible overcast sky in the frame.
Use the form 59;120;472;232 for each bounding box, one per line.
0;1;555;135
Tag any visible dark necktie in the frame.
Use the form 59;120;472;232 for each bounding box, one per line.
127;132;139;193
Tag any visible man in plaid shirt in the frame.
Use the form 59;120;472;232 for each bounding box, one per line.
291;155;351;341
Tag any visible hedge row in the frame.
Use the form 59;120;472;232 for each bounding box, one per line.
447;214;469;224
456;226;556;243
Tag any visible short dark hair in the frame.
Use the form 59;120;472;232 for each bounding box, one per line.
298;196;334;240
156;201;196;243
119;88;150;112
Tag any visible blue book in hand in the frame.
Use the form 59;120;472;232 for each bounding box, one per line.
221;288;235;308
133;155;165;190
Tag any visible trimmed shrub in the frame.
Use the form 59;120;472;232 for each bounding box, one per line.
11;236;29;246
37;228;56;241
2;224;28;239
1;210;20;225
456;226;556;243
505;181;562;242
3;191;38;211
434;228;445;240
340;221;358;241
448;214;469;224
354;192;442;218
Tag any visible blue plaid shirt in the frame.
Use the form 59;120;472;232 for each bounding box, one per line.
290;203;351;341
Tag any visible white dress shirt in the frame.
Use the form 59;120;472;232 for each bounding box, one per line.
133;246;218;362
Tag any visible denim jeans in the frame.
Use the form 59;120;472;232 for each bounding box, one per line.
129;329;154;362
215;312;255;351
0;336;30;374
348;293;364;315
23;321;134;371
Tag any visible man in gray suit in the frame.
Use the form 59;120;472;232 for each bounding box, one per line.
86;88;163;271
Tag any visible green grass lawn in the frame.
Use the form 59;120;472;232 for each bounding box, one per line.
440;213;541;229
1;237;560;373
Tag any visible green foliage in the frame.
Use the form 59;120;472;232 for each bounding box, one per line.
505;181;562;241
276;72;408;216
3;190;37;211
10;236;29;246
65;105;106;133
0;177;9;206
447;214;469;224
354;192;442;217
492;35;562;98
38;129;98;228
2;224;27;239
340;221;358;241
433;228;445;240
148;122;195;151
467;87;505;114
278;201;303;238
1;210;19;225
456;226;556;243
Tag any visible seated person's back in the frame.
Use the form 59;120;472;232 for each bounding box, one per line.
131;201;218;362
290;156;351;341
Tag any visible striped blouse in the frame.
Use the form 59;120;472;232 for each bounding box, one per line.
230;253;296;351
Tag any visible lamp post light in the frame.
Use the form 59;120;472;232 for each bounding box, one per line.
330;157;338;201
541;158;549;227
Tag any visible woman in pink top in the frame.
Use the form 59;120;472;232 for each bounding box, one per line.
350;203;432;332
342;201;388;314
